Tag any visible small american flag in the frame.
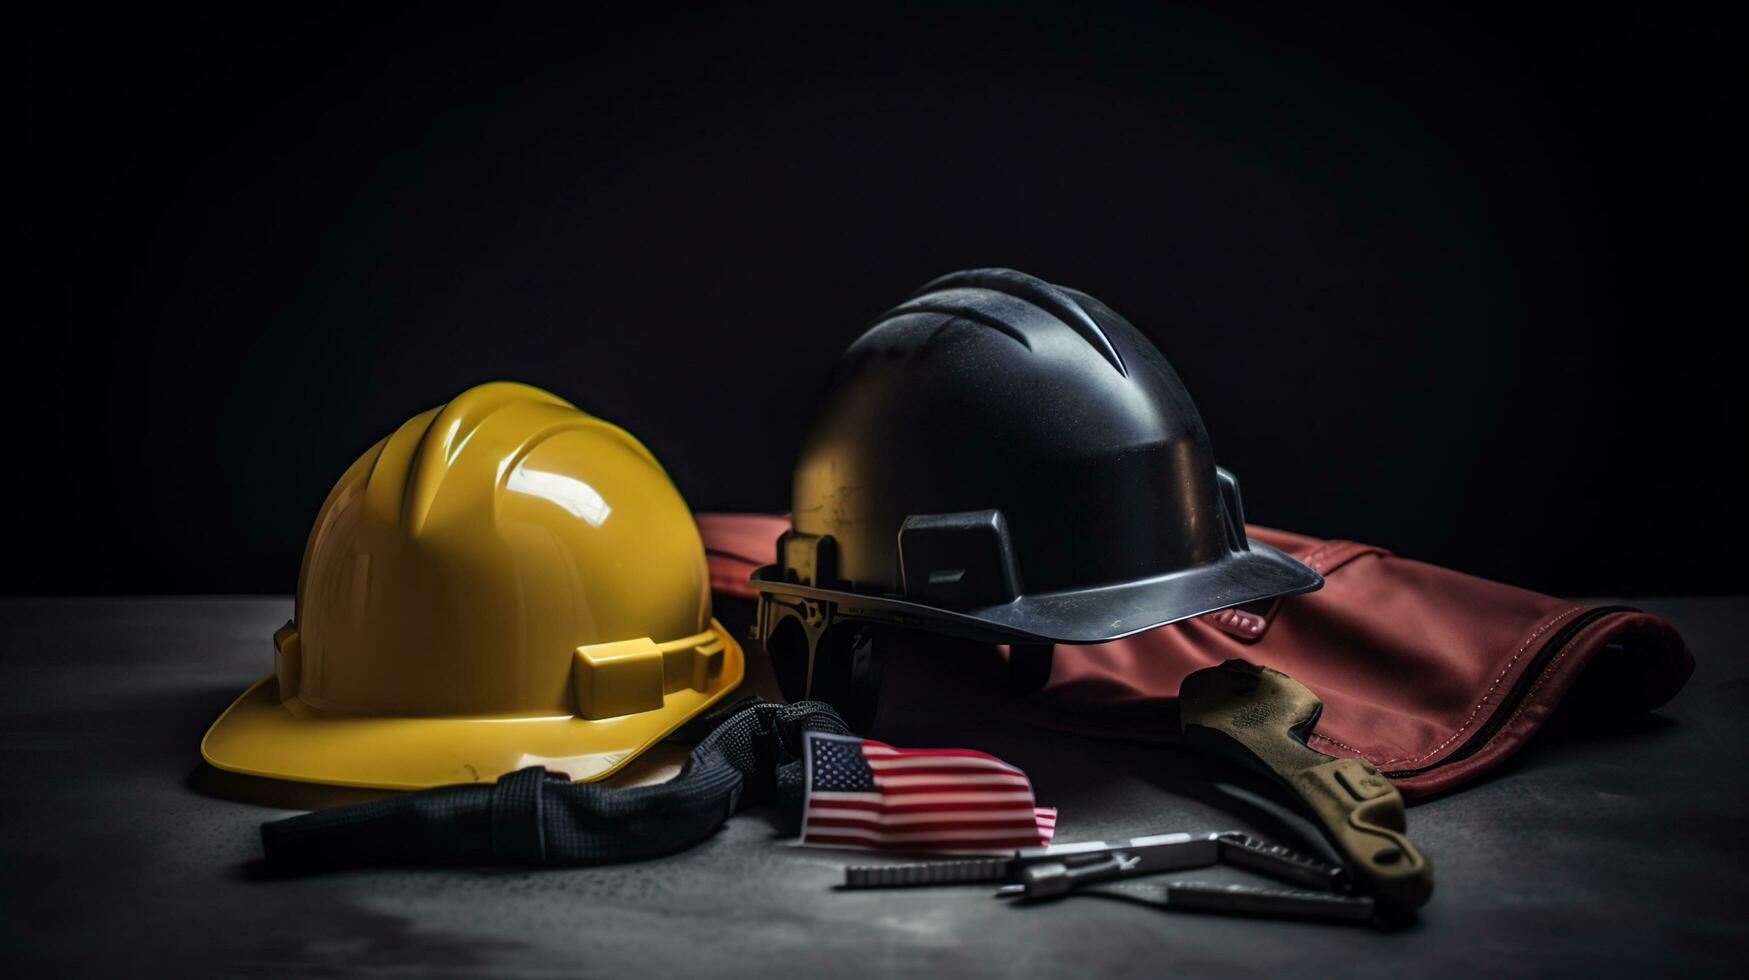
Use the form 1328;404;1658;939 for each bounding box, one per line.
798;732;1058;852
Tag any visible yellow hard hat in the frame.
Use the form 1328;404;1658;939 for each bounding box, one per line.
201;381;743;789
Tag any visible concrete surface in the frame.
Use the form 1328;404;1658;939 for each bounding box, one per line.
1;597;1745;978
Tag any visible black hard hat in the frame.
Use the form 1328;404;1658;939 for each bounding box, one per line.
751;269;1322;721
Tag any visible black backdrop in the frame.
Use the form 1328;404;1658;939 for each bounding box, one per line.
17;4;1742;597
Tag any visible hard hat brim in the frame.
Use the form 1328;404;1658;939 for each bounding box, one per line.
752;541;1323;646
200;619;744;790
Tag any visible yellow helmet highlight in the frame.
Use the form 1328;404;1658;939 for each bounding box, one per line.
201;381;743;789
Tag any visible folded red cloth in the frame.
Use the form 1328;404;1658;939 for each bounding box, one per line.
696;514;1692;799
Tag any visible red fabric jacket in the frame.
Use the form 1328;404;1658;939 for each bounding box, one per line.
697;514;1692;799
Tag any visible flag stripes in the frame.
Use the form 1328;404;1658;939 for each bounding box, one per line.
799;732;1057;853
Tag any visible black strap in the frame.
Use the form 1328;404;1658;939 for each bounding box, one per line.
259;699;850;874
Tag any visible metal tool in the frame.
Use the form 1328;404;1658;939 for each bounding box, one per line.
1176;661;1433;915
842;831;1375;923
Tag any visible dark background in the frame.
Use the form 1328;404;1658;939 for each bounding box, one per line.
17;3;1742;597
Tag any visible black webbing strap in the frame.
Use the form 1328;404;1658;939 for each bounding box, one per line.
259;700;850;874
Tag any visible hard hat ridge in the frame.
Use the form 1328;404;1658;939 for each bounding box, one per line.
361;381;662;538
893;267;1127;375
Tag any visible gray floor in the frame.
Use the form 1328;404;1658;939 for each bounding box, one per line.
1;597;1745;978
